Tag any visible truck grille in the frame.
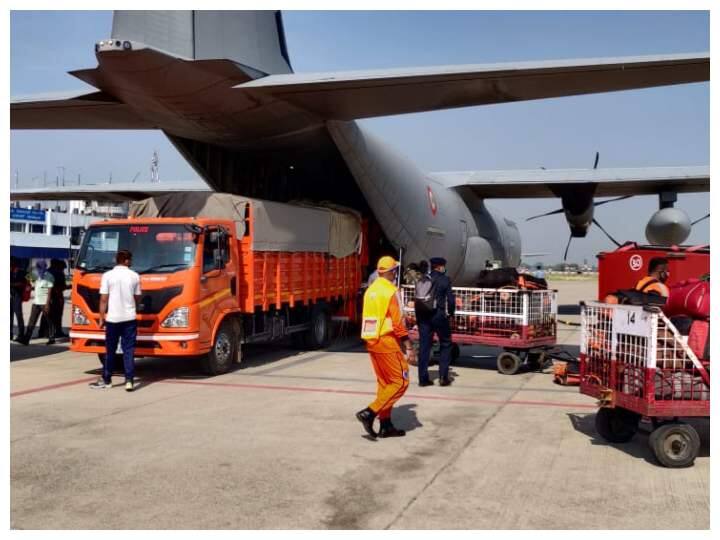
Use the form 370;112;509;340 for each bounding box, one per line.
77;285;184;315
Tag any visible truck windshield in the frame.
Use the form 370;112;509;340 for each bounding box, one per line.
76;224;198;274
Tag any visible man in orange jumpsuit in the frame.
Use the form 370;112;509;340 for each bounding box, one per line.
356;256;417;439
635;257;670;297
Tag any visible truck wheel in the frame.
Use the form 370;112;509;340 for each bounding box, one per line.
202;320;236;375
595;407;640;443
451;343;460;363
304;304;331;349
497;351;522;375
649;422;700;468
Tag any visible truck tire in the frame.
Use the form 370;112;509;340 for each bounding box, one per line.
595;407;640;443
649;422;700;468
497;351;522;375
202;320;236;375
304;304;331;349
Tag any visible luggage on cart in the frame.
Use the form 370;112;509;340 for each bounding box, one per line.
579;302;709;468
604;289;666;307
401;285;557;375
688;320;710;361
475;267;548;290
664;278;710;320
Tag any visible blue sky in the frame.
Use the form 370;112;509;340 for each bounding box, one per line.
10;10;709;264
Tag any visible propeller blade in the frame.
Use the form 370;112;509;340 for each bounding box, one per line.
691;213;710;226
563;234;573;261
593;151;599;170
592;218;621;247
594;195;633;207
526;208;564;222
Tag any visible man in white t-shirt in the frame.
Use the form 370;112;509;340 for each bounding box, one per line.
90;250;142;391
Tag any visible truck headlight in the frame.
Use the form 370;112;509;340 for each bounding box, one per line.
72;305;90;325
161;307;190;328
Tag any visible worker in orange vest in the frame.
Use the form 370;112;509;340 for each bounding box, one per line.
635;257;670;297
356;256;417;438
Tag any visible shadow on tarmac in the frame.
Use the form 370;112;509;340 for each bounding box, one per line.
392;403;423;432
567;412;710;465
81;336;367;388
10;341;70;362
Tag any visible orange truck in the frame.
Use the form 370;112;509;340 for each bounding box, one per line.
69;193;363;374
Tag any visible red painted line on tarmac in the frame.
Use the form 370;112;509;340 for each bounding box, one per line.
161;379;596;410
10;376;596;410
11;376;98;398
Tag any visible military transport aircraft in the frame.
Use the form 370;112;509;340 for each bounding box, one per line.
10;11;709;284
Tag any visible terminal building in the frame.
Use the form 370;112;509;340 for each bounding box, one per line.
10;199;128;269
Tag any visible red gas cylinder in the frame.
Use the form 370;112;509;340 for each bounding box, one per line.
597;243;709;301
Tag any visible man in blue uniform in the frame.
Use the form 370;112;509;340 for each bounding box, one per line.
416;257;456;387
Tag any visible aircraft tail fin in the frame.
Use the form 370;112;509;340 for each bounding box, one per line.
111;10;292;76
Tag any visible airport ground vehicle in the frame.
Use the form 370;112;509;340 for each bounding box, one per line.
401;285;558;375
69;193;363;374
579;301;709;468
597;243;709;300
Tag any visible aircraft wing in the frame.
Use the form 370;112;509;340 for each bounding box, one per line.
11;90;155;129
10;181;210;202
238;53;709;119
432;166;710;198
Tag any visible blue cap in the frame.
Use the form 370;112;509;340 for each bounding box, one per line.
430;257;447;266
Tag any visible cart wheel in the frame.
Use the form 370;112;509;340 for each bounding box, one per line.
497;351;522;375
595;407;640;443
451;343;460;363
649;422;701;468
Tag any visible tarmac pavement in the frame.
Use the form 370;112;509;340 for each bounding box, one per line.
10;279;710;529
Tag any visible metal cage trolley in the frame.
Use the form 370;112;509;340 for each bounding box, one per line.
401;285;558;375
579;301;709;468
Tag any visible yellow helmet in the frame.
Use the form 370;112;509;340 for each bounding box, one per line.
376;256;399;272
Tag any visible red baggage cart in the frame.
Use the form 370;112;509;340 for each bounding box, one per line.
579;301;710;467
401;285;558;375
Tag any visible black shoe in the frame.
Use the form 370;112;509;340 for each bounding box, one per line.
46;339;56;345
418;380;434;387
355;407;377;438
16;338;29;346
439;376;453;387
89;378;112;389
379;420;406;438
